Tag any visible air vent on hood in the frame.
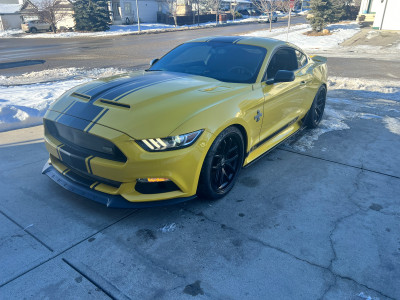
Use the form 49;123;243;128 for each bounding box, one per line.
99;99;130;109
71;92;91;101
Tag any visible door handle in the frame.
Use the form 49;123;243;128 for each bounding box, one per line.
300;80;307;85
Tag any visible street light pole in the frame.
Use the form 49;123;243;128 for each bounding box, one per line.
136;0;141;32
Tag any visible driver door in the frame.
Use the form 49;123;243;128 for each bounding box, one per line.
260;47;309;142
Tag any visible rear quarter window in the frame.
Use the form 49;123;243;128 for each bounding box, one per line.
296;50;308;69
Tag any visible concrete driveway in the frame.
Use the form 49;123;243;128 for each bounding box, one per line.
1;73;399;300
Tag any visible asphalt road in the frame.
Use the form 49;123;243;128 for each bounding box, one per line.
1;16;399;81
0;18;306;76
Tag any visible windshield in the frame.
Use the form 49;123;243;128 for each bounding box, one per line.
149;42;267;84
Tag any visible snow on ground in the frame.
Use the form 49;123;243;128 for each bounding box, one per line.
244;22;360;50
0;29;23;38
0;67;127;86
0;68;126;132
383;116;400;135
285;77;400;151
0;18;260;39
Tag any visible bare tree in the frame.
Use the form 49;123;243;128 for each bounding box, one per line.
230;0;239;22
204;0;222;24
191;0;201;25
252;0;279;31
164;0;179;27
32;0;69;33
275;0;301;13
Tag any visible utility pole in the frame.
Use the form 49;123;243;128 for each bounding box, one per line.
287;0;295;41
136;0;141;32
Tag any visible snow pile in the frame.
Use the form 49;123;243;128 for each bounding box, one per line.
383;116;400;135
328;76;400;101
245;22;360;50
0;67;127;86
0;29;23;38
0;68;126;132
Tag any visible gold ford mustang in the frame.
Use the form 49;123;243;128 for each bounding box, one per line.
42;36;327;208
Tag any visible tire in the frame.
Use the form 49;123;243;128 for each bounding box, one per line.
305;85;327;128
273;18;277;22
125;17;130;24
30;27;37;33
197;127;244;199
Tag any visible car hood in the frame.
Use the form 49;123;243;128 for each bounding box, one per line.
49;71;250;139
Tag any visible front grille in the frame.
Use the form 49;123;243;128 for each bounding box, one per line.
45;119;126;162
66;162;121;188
51;155;121;189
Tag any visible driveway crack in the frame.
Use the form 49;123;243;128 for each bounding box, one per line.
182;207;396;300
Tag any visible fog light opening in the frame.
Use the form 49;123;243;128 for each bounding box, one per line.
137;178;171;183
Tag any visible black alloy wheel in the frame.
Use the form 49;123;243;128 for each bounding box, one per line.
197;127;244;199
305;85;327;128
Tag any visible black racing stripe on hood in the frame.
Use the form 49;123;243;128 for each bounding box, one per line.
56;112;92;131
114;73;185;102
54;72;186;132
98;74;172;101
63;101;104;123
85;108;109;133
81;77;138;98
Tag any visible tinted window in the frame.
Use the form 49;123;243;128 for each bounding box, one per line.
296;50;308;68
265;48;298;80
149;42;267;84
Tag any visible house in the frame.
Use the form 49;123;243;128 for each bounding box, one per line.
109;0;160;24
20;0;75;30
358;0;399;30
0;0;23;30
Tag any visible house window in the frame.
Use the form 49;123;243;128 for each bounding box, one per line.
124;2;131;14
112;2;121;18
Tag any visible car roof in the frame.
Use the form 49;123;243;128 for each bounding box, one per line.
188;36;287;51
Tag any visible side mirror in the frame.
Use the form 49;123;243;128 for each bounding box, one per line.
150;58;159;67
266;70;295;85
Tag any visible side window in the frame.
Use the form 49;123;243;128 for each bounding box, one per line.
265;48;298;80
296;50;308;69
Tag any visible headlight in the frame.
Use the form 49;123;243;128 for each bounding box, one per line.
136;130;204;152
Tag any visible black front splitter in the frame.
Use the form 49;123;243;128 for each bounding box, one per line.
42;162;196;208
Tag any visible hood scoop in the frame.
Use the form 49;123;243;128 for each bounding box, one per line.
98;99;130;109
71;92;91;101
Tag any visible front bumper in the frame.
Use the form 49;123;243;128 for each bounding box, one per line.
43;111;213;204
42;162;196;208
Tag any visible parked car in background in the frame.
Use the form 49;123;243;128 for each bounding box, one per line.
21;20;51;33
238;9;250;17
258;12;278;23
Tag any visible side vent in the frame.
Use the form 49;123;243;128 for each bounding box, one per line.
71;92;91;101
99;99;130;109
